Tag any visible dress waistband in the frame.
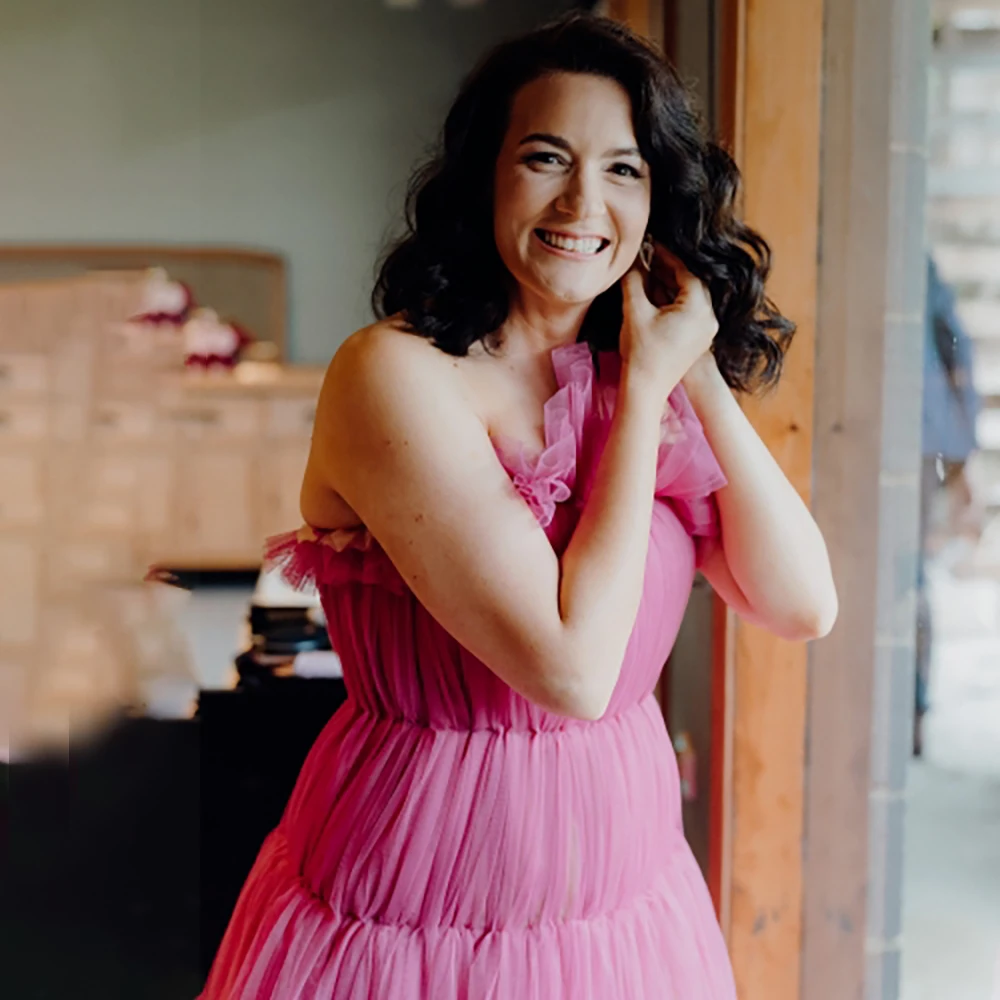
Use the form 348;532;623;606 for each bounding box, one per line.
339;692;660;736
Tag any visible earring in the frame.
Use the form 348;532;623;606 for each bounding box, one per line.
639;233;654;271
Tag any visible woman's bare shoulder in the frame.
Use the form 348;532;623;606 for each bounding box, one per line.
319;317;486;439
302;318;478;528
326;317;453;393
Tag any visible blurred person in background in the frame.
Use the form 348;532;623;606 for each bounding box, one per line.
916;255;983;757
200;14;837;998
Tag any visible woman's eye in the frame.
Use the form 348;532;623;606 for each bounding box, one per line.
524;152;565;168
610;162;642;179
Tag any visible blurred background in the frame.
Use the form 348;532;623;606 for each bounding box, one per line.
0;1;996;998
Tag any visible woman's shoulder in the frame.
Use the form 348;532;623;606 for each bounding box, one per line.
330;316;444;379
304;319;469;531
321;317;483;423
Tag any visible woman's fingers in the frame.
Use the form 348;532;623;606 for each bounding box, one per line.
622;266;656;319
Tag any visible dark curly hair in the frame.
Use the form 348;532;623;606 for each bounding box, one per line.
372;12;794;393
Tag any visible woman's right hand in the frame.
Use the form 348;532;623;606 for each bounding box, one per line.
620;244;718;401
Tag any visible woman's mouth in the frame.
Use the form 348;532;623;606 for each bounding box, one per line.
534;229;610;258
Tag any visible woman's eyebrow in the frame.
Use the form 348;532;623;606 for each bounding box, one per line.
517;133;641;159
518;132;571;150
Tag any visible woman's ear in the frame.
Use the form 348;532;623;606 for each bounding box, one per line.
639;232;654;271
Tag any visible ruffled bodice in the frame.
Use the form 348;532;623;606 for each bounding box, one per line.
264;343;725;730
201;344;734;1000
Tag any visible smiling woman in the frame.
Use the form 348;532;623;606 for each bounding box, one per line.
373;14;793;390
199;12;835;1000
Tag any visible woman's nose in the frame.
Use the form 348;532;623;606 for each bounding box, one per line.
554;165;606;220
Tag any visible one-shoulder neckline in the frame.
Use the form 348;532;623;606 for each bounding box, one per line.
266;342;727;591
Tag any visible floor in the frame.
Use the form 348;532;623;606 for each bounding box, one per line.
901;561;1000;1000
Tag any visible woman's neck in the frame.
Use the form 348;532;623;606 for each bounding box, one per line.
499;292;591;359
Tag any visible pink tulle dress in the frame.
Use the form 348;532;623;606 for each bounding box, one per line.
200;343;737;999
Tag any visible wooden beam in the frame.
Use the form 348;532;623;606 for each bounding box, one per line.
715;0;824;997
708;0;748;932
717;0;747;163
708;589;735;924
661;0;680;63
606;0;662;44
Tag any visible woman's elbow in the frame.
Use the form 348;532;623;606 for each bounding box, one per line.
529;660;614;722
542;680;613;722
555;694;612;722
812;584;840;638
780;593;839;642
562;690;613;722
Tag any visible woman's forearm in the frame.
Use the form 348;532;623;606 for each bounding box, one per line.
557;367;674;713
683;356;838;638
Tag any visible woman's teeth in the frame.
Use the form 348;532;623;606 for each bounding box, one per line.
537;230;607;255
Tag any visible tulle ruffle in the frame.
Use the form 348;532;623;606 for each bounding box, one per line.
652;370;727;559
203;825;735;1000
263;525;405;595
489;341;593;527
495;344;726;558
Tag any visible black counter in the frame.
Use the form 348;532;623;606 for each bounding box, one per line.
2;676;347;999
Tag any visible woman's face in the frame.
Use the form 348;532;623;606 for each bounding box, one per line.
493;72;651;309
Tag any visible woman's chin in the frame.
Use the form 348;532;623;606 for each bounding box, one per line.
532;275;613;308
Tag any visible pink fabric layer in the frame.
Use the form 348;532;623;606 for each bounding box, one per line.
201;344;733;998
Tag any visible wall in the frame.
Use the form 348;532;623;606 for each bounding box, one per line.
673;0;716;123
0;0;567;363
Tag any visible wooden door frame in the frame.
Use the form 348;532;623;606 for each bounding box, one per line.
611;3;823;997
712;4;823;999
605;0;663;41
705;1;744;932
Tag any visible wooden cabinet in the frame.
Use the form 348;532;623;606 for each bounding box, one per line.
9;376;322;574
0;275;322;728
0;353;50;397
256;445;311;542
0;454;43;527
146;373;323;570
170;451;257;565
0;400;49;441
0;269;311;754
0;275;323;592
263;396;317;439
0;536;40;645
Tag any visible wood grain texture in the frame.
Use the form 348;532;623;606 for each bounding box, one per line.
661;0;679;63
715;0;824;997
708;0;747;932
606;0;659;42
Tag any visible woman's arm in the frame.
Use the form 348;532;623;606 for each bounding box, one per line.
310;323;673;721
682;354;838;641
